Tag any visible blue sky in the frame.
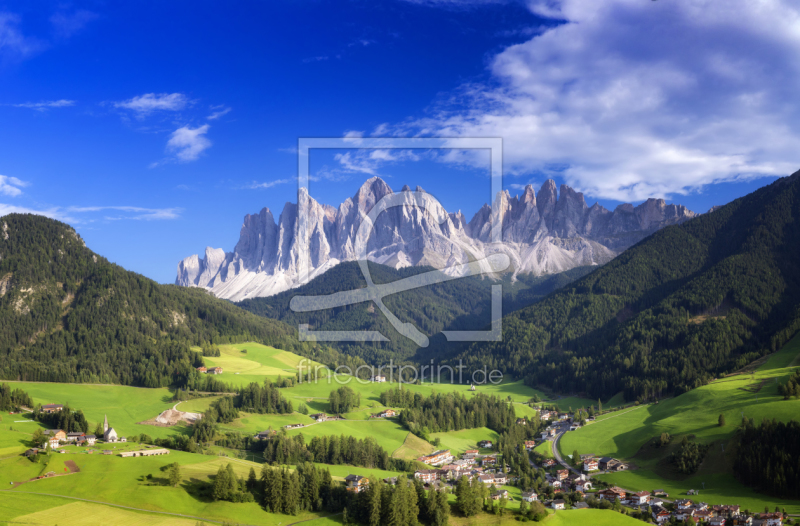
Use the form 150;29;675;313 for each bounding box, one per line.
1;0;799;283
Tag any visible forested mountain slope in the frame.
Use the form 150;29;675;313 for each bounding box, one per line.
0;214;334;387
236;261;594;365
448;171;800;401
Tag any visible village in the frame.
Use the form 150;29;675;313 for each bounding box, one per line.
17;395;794;526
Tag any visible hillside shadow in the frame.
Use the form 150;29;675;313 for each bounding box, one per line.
181;477;214;502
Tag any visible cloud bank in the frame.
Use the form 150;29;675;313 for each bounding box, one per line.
401;0;800;201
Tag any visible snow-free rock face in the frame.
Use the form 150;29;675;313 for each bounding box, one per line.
176;177;697;301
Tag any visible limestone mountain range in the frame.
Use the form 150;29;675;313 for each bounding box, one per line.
176;177;697;301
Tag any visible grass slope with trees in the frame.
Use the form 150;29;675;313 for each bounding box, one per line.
0;214;353;388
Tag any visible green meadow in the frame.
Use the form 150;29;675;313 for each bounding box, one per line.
3;382;183;440
558;333;800;512
198;342;327;387
429;427;499;455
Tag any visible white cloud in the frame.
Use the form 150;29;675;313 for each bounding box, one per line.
66;206;182;220
0;203;181;223
397;0;800;201
50;9;98;38
207;105;231;120
0;12;44;59
165;124;211;162
245;178;296;190
334;149;420;176
12;99;75;111
0;175;28;197
113;93;189;117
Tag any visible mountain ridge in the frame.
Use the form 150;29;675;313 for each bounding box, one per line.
177;177;697;301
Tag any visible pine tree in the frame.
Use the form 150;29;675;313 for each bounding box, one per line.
719;413;726;427
246;467;257;493
213;465;229;501
368;479;383;526
168;462;182;487
434;488;449;526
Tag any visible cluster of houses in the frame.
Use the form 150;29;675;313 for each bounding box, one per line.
38;415;126;452
195;366;223;375
648;499;784;526
582;455;628;472
416;449;454;467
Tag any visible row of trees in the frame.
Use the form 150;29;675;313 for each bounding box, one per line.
234;381;294;414
34;404;89;434
778;368;800;400
261;432;394;470
735;418;800;499
382;389;518;436
329;386;360;414
0;383;33;411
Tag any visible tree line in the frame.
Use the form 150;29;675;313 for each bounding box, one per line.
735;418;800;499
0;383;33;411
380;389;517;438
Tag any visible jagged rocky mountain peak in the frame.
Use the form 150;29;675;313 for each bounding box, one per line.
177;177;697;301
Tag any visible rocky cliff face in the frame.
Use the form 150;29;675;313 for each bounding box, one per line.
176;177;697;301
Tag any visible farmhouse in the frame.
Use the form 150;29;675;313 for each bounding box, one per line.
284;423;304;429
632;491;650;505
23;448;41;457
418;450;453;466
345;474;369;493
369;375;386;382
524;440;536;451
207;367;223;375
196;366;207;373
583;458;598;471
119;448;170;457
542;459;556;468
651;505;671;524
254;430;275;440
552;499;566;510
41;404;63;414
555;469;569;481
44;429;66;441
47;437;61;449
598;457;627;471
516;418;527;425
478;440;493;448
463;449;479;458
373;409;397;418
522;490;538;502
482;456;497;466
490;489;509;500
469;384;476;391
66;432;85;442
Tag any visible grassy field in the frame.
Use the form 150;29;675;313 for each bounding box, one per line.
199;342;328;387
1;449;323;525
392;432;435;461
429;427;499;455
2;382;183;440
542;509;645;526
10;499;204;526
558;333;800;512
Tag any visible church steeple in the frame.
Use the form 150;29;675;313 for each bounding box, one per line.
103;414;109;433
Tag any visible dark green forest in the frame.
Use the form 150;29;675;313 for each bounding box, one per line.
236;260;592;367
444;172;800;400
735;418;800;499
0;214;347;387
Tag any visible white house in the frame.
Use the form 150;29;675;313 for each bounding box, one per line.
370;375;386;382
522;491;538;502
